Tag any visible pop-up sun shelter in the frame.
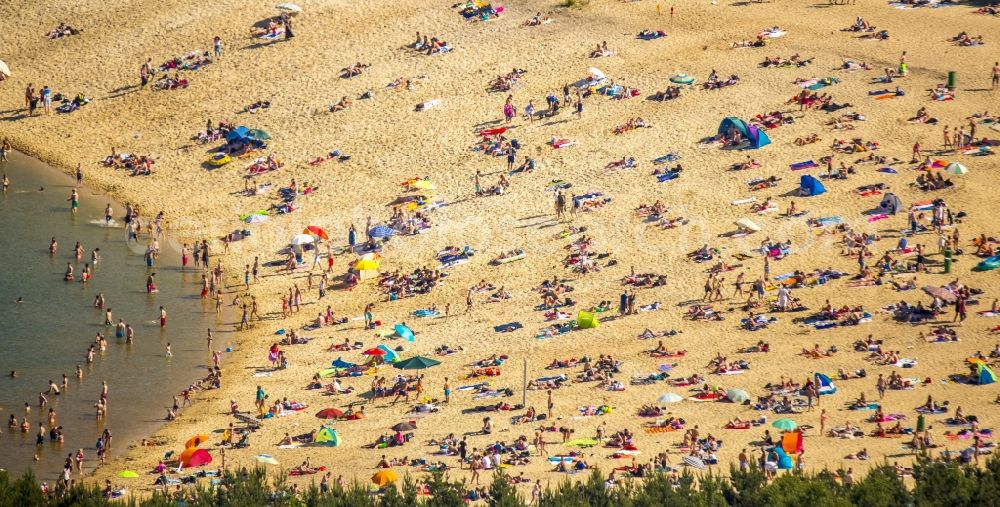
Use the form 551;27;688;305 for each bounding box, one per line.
977;363;997;385
799;175;827;197
718;117;771;149
815;372;837;395
577;311;599;329
314;426;341;446
878;193;902;214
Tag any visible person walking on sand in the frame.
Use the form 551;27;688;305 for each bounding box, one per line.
213;36;222;59
993;62;1000;90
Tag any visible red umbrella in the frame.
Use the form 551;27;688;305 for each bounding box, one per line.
316;408;344;419
304;226;329;241
363;348;385;356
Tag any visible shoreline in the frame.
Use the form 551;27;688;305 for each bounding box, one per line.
0;151;242;482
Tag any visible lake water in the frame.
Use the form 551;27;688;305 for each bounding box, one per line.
0;152;226;481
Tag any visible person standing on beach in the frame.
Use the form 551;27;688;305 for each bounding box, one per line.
0;140;9;163
140;59;151;88
213;36;222;59
992;62;1000;90
68;188;78;214
283;14;294;39
41;85;51;114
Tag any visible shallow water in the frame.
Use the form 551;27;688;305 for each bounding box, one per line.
0;152;225;481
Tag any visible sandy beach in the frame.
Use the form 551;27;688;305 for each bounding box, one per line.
2;0;1000;496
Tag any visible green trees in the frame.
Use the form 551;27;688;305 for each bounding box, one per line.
8;454;1000;506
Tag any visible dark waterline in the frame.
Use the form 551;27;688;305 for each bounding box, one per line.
0;152;230;481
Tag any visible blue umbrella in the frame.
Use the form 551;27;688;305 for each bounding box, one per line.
394;324;415;342
331;357;356;369
368;225;394;239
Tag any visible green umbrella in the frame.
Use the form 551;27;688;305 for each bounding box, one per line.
117;470;139;478
393;356;441;370
246;129;271;141
772;418;798;431
726;389;750;403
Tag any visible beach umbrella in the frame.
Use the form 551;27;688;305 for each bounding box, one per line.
681;456;706;469
772;418;798;431
588;67;605;81
353;257;380;271
255;454;280;465
371;469;398;487
411;179;436;190
331;357;356;369
368;225;394;239
117;470;139;478
290;234;315;246
246;129;271;141
185;434;211;448
276;2;303;14
363;347;386;357
394;356;441;370
657;393;683;403
394;323;415;342
244;214;268;224
180;448;212;468
0;59;10;77
945;162;968;175
316;408;344;419
726;389;750;403
391;422;417;432
304;225;329;240
735;218;761;232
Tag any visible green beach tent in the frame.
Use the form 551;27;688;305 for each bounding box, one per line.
577;311;599;329
314;426;341;446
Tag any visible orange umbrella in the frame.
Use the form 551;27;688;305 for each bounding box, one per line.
304;226;329;241
185;434;211;448
371;469;398;486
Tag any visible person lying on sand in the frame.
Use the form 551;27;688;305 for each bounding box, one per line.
591;41;613;58
328;96;352;112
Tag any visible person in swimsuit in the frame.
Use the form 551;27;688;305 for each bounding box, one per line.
68;188;79;213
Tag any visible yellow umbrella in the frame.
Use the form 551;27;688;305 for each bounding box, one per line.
412;179;436;190
185;434;211;448
371;469;398;487
354;258;380;271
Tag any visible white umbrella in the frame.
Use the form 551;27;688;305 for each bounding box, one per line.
290;234;315;246
0;59;10;77
276;2;303;14
945;162;967;175
657;393;683;403
681;456;706;469
735;218;761;232
587;67;605;81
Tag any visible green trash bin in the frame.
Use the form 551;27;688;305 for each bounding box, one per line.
917;413;926;433
944;249;953;274
947;71;956;91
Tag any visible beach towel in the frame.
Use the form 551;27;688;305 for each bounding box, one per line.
790;160;818;171
653;153;680;164
494;322;523;332
457;382;489;391
878;167;898;174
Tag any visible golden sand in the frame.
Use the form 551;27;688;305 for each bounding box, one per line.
2;0;1000;493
